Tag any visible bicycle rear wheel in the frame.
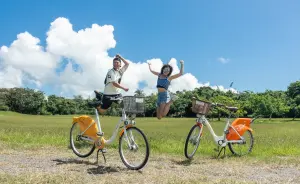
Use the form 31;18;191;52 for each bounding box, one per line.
119;127;149;170
184;124;202;159
70;122;95;158
228;130;254;156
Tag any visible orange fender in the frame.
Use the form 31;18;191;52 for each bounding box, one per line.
72;115;99;141
226;118;253;141
196;122;203;136
119;125;133;137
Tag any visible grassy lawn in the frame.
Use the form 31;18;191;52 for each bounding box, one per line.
1;111;300;159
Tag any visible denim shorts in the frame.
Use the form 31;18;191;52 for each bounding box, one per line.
156;91;170;107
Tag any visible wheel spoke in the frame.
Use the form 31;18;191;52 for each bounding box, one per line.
119;127;149;170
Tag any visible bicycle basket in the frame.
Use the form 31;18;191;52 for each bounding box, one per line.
122;96;145;114
191;99;211;115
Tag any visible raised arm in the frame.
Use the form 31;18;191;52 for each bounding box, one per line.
112;82;129;92
116;54;129;73
148;63;160;76
105;69;129;92
169;60;184;80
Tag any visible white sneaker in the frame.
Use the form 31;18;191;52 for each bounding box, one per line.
170;93;179;101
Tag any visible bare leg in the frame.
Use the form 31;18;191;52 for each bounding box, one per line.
158;103;167;119
96;106;107;115
162;100;174;117
156;107;161;119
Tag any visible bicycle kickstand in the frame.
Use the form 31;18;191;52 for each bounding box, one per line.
96;148;107;164
217;146;226;159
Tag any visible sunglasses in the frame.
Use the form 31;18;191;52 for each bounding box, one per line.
163;68;170;72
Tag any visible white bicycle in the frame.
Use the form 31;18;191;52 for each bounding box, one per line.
70;91;149;170
184;97;257;159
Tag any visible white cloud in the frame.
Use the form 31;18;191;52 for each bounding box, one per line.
217;57;230;64
211;85;238;93
0;17;235;98
0;66;23;88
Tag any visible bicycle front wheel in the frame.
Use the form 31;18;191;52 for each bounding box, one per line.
119;127;149;170
184;124;202;159
70;122;95;158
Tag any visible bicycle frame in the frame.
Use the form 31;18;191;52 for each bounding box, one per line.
76;107;133;147
196;114;246;147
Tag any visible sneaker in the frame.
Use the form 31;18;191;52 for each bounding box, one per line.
170;93;179;101
94;90;103;100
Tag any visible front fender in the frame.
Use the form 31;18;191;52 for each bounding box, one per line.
119;125;133;137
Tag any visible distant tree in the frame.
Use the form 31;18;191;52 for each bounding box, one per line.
134;89;145;97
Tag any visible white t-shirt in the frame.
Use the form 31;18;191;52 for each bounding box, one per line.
103;65;128;95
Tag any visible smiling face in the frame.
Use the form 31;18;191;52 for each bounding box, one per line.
160;65;173;77
113;58;121;70
163;67;170;75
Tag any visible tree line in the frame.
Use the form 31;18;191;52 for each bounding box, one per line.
0;81;300;120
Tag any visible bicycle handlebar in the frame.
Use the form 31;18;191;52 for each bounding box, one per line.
192;97;238;112
250;115;263;124
211;102;225;107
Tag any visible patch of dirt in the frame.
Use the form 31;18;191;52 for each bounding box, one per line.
0;148;300;184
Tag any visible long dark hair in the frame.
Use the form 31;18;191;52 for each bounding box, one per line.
160;64;173;77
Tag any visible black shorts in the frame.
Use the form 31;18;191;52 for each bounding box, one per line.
101;94;122;110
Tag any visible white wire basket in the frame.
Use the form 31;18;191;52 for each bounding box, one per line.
191;99;211;115
122;96;145;114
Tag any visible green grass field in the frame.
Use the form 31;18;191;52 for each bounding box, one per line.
1;111;300;159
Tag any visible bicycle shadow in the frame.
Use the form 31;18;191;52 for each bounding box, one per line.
52;158;97;166
170;159;193;166
52;158;144;175
87;165;126;175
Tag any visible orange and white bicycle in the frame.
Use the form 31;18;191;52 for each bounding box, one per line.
69;91;149;170
184;97;258;159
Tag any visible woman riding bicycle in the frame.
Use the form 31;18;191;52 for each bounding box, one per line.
148;60;184;119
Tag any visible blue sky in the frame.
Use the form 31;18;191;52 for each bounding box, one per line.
0;0;299;94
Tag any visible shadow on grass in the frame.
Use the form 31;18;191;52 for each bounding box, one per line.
87;165;129;175
52;158;97;166
171;159;193;166
87;163;144;175
52;158;143;175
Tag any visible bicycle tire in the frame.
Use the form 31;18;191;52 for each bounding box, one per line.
70;122;96;158
119;127;149;170
228;130;254;156
184;124;202;159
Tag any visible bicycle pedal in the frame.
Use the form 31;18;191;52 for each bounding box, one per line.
96;132;104;136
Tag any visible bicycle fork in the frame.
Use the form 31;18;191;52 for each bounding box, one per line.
123;120;138;151
197;116;227;159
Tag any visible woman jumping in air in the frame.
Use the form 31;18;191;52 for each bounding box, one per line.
148;60;184;119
